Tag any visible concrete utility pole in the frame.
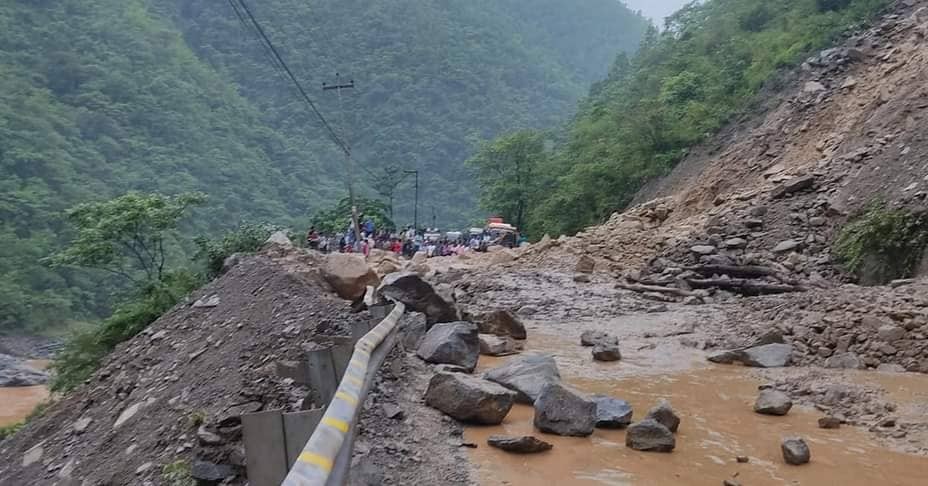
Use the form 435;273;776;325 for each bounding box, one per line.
403;169;419;231
323;73;362;248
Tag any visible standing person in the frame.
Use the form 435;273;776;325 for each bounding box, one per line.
363;217;375;238
306;226;320;250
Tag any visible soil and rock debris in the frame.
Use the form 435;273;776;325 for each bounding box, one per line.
0;247;458;486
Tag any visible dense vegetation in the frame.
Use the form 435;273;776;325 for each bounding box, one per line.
833;203;928;285
1;0;648;333
470;0;889;238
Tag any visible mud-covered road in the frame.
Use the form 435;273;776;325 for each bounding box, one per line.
361;264;928;485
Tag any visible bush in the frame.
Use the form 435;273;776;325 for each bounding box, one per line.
833;204;928;284
162;460;195;486
51;271;201;391
194;222;281;279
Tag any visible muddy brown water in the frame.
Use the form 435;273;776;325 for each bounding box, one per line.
465;332;928;486
0;359;50;428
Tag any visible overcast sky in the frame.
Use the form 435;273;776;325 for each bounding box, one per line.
623;0;690;25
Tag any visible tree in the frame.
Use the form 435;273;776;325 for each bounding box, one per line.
466;131;547;234
367;165;414;221
311;197;394;235
48;192;206;285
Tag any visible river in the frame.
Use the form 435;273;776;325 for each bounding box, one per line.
0;360;50;428
465;332;928;486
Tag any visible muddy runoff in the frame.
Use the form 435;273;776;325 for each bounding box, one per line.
0;360;50;428
465;331;928;486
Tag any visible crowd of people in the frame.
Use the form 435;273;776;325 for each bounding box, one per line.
304;216;518;259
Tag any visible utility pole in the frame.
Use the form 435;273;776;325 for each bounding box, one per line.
403;169;419;231
322;73;362;248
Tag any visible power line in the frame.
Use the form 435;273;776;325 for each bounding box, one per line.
232;0;350;156
227;0;288;79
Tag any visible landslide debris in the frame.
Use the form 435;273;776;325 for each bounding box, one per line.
0;250;372;486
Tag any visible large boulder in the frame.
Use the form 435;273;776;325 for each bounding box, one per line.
533;383;596;436
739;344;792;368
379;272;457;325
644;400;680;433
575;255;595;274
474;310;527;340
484;353;561;404
625;419;675;452
479;334;520;357
754;390;793;416
781;437;811;465
487;435;553;454
580;330;607;347
591;395;633;429
424;373;516;424
416;322;480;372
322;253;379;301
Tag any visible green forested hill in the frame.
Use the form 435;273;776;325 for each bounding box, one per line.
0;0;648;332
155;0;648;225
469;0;889;238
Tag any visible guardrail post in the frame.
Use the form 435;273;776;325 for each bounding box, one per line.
304;346;337;407
284;409;326;468
327;337;355;380
242;410;288;486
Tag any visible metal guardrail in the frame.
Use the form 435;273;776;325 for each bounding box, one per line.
281;301;406;486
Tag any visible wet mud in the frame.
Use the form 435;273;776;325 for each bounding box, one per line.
466;331;928;486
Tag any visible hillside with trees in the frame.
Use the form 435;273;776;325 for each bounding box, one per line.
469;0;890;238
0;0;648;333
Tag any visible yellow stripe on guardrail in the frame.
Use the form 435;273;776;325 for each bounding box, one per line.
282;301;406;486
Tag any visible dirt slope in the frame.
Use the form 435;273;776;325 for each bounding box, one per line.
0;250;371;486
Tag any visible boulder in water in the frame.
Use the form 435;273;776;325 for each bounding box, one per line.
484;353;560;404
416;322;479;372
425;372;516;424
754;390;793;416
781;437;811;465
625;419;675;452
533;383;596;436
487;435;553;453
591;395;633;429
474;309;527;340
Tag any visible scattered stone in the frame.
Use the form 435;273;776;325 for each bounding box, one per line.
416;321;480;372
877;325;906;342
736;455;749;463
591;395;633;429
192;295;220;308
772;239;801;253
645;400;680;433
478;334;520;357
190;460;234;483
723;238;748;249
114;401;144;429
691;245;717;255
876;363;907;373
803;81;827;93
772;175;815;198
625;419;675;452
484;353;561;404
575;255;595;274
379;272;457;325
533;383;597;436
22;442;43;467
723;480;742;486
573;273;592;283
754;390;793;416
197;425;224;446
592;341;621;361
824;352;863;369
474;309;527;340
487;435;553;454
135;462;153;475
818;417;841;429
781;437;811;465
382;403;405;420
322;253;380;301
580;330;607;346
72;417;92;434
425;372;516;424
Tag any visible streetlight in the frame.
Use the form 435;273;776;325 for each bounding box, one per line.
403;169;419;231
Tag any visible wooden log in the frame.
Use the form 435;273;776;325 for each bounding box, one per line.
682;265;796;284
614;281;696;297
683;277;805;296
